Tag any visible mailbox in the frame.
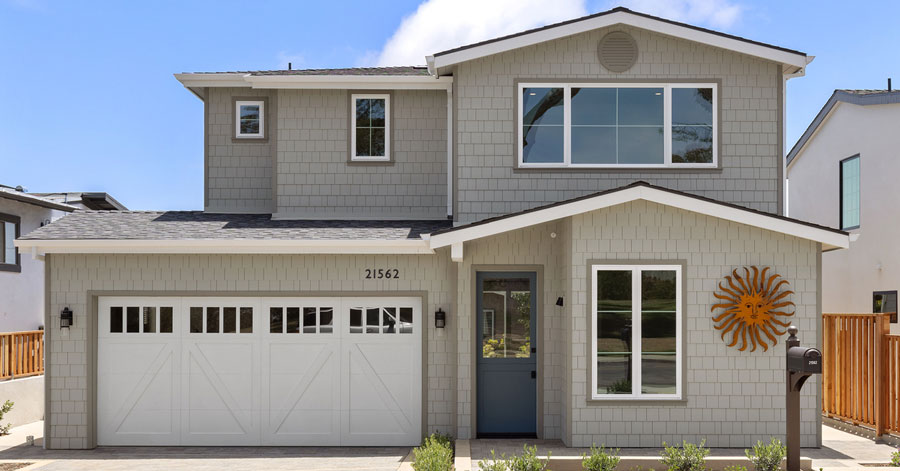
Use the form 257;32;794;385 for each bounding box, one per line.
787;346;822;374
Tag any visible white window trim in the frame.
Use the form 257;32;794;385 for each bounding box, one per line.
235;100;265;139
590;264;682;400
350;93;391;161
518;83;717;169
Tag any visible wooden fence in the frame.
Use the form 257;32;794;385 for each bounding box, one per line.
822;313;898;435
0;330;44;380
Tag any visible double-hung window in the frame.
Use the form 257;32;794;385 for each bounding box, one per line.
351;94;390;161
591;265;681;400
235;100;265;139
519;83;716;168
840;155;860;230
0;213;20;273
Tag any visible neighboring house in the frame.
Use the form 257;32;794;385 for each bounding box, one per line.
787;88;900;331
17;8;850;450
0;186;76;332
31;192;128;211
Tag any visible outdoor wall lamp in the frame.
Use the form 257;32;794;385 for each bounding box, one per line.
60;307;73;328
434;308;446;329
556;297;564;307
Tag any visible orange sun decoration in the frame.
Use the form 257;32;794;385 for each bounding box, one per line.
710;266;795;352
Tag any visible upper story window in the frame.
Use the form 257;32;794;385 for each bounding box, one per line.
351;94;390;161
840;155;860;230
0;213;20;273
591;264;682;400
518;83;716;168
235;100;265;139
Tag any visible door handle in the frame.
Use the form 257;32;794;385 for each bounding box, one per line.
531;370;536;379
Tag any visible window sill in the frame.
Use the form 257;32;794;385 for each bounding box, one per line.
349;158;393;166
587;397;686;405
514;165;721;173
231;136;268;143
0;264;22;273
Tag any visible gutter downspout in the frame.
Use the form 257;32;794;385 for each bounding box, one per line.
783;60;811;217
447;85;453;218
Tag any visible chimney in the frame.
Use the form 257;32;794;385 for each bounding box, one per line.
889;78;893;92
288;62;292;71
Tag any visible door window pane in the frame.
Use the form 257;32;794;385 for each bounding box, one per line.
206;307;219;333
240;307;253;333
110;307;123;333
190;307;203;333
126;306;140;333
481;277;532;359
269;307;283;334
223;307;236;333
160;307;173;333
286;307;300;334
841;156;860;229
142;307;156;334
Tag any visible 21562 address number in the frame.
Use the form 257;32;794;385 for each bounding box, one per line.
365;268;400;279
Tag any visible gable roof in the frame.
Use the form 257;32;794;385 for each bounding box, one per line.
786;89;900;167
428;181;849;251
428;7;810;73
0;186;77;212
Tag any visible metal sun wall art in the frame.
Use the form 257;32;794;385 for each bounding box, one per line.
710;266;795;352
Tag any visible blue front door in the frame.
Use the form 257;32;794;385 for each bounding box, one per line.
476;272;537;437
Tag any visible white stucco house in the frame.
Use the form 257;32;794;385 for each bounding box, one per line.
17;7;849;450
787;88;900;331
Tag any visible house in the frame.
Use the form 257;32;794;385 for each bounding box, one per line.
31;192;128;211
787;87;900;331
16;7;850;450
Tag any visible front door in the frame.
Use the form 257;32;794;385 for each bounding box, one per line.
476;272;537;437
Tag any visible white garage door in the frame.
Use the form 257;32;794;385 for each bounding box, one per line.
97;296;422;446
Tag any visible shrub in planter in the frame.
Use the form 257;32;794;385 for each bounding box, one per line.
0;401;13;435
891;450;900;467
745;438;786;471
660;440;709;471
479;445;550;471
413;432;454;471
582;445;620;471
723;466;747;471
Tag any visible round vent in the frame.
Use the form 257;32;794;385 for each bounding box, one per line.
597;31;638;73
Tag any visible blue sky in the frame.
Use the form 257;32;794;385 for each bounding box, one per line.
1;0;897;210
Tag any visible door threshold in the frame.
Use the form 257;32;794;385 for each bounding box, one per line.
476;433;538;439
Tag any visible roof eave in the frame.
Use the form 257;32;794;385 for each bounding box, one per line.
174;73;452;91
0;192;77;212
14;238;434;255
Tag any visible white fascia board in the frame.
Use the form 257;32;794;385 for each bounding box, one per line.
174;73;250;88
432;11;808;70
244;75;453;90
14;239;434;255
428;186;849;251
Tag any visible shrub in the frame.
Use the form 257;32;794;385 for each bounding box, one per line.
660;440;709;471
582;445;620;471
745;438;786;471
479;445;550;471
0;401;13;435
412;432;454;471
723;466;747;471
891;450;900;467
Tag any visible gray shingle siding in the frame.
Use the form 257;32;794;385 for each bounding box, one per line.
453;25;782;224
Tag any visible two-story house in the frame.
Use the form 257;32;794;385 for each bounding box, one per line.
787;87;900;331
17;7;849;450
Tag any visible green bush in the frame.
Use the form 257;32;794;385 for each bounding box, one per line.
660;440;709;471
582;445;620;471
0;401;13;435
890;450;900;467
745;438;786;471
479;445;551;471
723;466;747;471
412;432;454;471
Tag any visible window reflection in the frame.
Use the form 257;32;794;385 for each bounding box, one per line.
481;278;532;359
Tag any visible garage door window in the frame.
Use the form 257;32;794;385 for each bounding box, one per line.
109;305;174;334
270;306;335;334
349;306;413;334
191;305;253;333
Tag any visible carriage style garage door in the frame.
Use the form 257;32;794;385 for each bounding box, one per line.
97;296;422;446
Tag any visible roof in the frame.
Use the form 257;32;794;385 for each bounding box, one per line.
20;211;450;241
30;192;128;211
184;66;430;77
786;89;900;167
0;186;77;212
428;7;810;73
429;181;850;253
174;66;451;91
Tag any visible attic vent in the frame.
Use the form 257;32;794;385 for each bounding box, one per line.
597;31;638;73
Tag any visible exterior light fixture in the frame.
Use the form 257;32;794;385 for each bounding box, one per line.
556;297;564;307
60;307;73;328
435;308;446;329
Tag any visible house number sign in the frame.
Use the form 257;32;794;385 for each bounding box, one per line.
710;266;795;352
364;268;400;279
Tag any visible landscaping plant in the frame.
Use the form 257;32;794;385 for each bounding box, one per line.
0;401;13;435
479;445;551;471
582;445;620;471
412;432;454;471
723;466;747;471
891;450;900;467
660;440;709;471
745;438;786;471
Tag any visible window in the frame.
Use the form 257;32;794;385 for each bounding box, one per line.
840;155;860;230
351;94;390;161
235;100;264;138
519;84;716;168
108;305;174;334
269;306;334;334
874;291;898;324
349;306;413;334
591;265;681;400
190;305;253;333
0;213;20;272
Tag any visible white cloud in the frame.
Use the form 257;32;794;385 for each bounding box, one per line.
374;0;588;66
614;0;744;29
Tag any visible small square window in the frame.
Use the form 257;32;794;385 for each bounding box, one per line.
0;214;20;273
235;100;265;139
351;94;390;161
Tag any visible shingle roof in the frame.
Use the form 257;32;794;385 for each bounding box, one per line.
183;66;430;76
20;211;451;241
0;187;77;212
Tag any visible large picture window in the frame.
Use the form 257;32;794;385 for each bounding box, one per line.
591;264;681;400
519;83;716;168
840;155;860;230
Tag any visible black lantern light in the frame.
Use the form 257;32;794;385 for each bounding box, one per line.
434;308;446;329
60;307;73;328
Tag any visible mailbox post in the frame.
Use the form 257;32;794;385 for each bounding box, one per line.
785;325;822;471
